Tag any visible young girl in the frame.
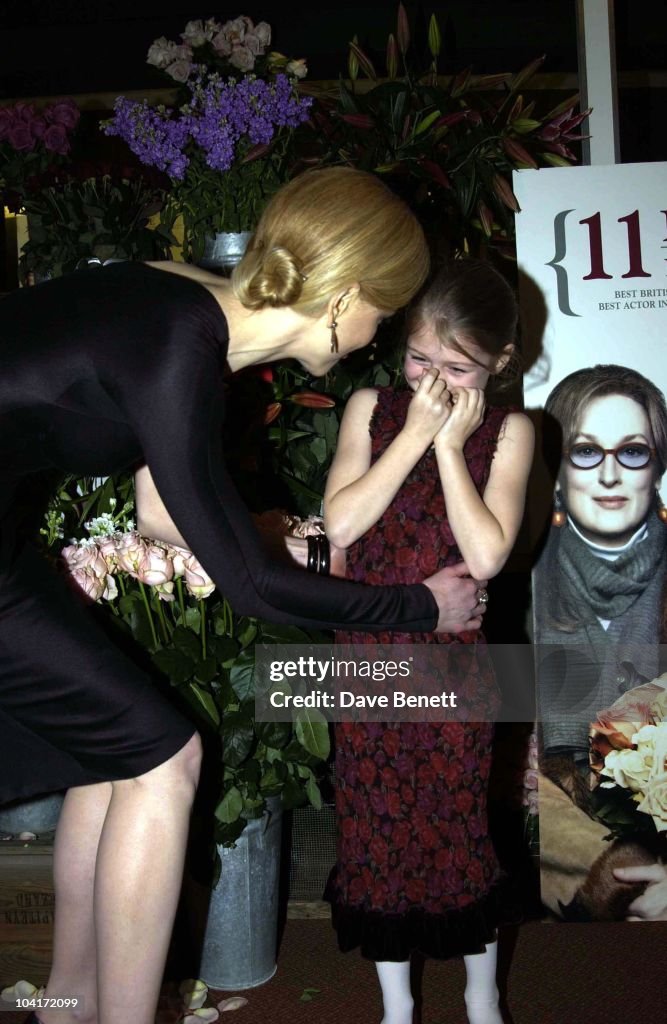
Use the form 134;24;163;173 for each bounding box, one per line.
323;260;534;1024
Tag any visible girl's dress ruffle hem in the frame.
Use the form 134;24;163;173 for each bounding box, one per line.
324;874;519;962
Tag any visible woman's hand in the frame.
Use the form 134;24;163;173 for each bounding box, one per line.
433;386;485;452
423;562;488;633
613;862;667;920
402;369;453;449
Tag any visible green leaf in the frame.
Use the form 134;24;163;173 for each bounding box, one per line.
222;711;255;766
414;109;441;137
295;710;331;760
237;620;258;647
152;647;195;685
184;605;201;633
215;786;243;824
188;681;220;728
255;720;293;749
194;654;218;685
229;648;256;701
305;774;323;810
172;625;201;660
281;776;308;810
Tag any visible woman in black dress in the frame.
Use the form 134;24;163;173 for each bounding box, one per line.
0;168;488;1024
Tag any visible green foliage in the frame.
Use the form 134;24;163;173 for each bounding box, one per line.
310;3;589;259
44;473;331;849
19;175;176;281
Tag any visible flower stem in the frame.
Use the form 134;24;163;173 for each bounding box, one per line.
155;593;171;644
139;581;160;650
176;577;187;623
199;599;207;659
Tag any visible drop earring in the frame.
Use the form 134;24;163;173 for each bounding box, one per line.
552;490;566;528
656;489;667;524
327;319;339;354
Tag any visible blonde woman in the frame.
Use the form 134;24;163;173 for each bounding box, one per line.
0;168;487;1024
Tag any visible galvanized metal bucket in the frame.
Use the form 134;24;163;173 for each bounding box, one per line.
199;797;283;990
0;792;64;836
198;231;252;275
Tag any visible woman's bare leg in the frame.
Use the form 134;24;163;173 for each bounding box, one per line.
41;783;112;1024
40;733;202;1024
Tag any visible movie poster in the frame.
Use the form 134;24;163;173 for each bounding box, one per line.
515;162;667;922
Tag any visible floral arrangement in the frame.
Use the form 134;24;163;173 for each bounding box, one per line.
19;173;175;282
46;475;330;847
0;98;79;205
589;680;667;835
103;14;312;260
312;2;589;257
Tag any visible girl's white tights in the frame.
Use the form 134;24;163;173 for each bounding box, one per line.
375;961;413;1024
463;940;503;1024
375;940;502;1024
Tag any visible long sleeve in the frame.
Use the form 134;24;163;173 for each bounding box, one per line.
96;268;438;633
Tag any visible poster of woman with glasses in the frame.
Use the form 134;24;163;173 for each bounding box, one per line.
513;162;667;924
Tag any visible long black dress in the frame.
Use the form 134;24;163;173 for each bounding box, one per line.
0;263;437;806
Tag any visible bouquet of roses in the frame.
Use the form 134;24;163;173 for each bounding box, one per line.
0;98;79;205
589;679;667;834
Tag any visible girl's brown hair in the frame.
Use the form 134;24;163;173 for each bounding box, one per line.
406;258;520;388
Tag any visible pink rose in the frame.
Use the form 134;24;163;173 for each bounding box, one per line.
166;60;193;83
70;567;106;603
229;45;255;72
211;31;232;56
167;545;190;578
136;543;174;587
8;123;35;151
30;116;46;140
45;99;80;130
224;16;253;45
183;554;216;599
13;102;37;123
243;32;263;56
43;123;70;155
62;542;108;580
0;108;13;140
115;531;148;578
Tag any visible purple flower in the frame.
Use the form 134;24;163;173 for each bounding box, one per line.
8;123;35;151
45;99;80;130
43;123;70;155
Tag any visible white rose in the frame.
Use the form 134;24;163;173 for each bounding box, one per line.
602;748;652;794
254;21;272;48
181;20;207;47
286;58;308;80
147;37;175;69
229;45;255;72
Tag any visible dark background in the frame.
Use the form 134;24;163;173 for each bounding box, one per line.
0;1;665;163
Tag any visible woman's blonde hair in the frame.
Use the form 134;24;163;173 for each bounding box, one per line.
232;167;429;315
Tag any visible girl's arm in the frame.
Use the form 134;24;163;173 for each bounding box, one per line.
433;391;534;579
324;373;451;547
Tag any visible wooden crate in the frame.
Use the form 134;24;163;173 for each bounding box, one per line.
0;838;54;987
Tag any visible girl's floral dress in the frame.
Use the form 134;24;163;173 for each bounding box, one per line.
325;386;509;961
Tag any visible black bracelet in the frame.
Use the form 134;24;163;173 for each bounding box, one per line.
316;535;330;576
306;535;319;573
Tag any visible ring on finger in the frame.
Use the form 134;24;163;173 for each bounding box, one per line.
476;588;489;605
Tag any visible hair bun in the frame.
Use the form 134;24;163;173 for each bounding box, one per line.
233;245;304;310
